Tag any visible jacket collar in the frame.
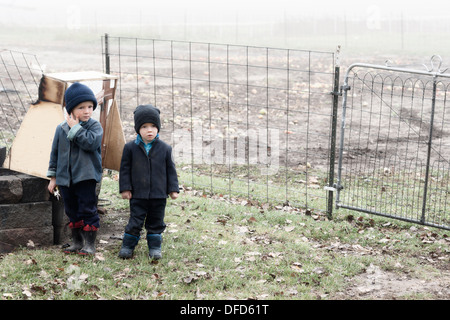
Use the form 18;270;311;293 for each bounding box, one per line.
135;134;159;155
135;133;159;146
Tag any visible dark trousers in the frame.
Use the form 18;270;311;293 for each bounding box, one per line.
59;179;100;228
125;198;167;237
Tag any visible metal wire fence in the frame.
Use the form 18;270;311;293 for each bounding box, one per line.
102;35;338;213
0;50;42;152
2;39;449;230
336;58;450;230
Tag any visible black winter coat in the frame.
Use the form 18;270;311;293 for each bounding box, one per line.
119;137;179;199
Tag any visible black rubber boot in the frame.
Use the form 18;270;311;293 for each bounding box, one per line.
118;233;140;259
79;225;98;255
64;227;84;254
147;234;162;260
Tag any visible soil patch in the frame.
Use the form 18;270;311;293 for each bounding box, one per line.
341;263;450;300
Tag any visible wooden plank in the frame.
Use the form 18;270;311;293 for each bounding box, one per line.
5;72;123;178
5;101;64;179
45;71;117;82
38;75;67;105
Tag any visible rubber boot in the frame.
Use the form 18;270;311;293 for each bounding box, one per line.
118;233;140;259
79;225;98;255
64;221;84;254
147;233;162;260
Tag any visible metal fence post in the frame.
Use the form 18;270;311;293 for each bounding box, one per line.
421;77;437;224
104;33;110;74
326;49;341;219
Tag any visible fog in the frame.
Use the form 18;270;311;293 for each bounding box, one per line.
2;0;450;54
2;0;450;27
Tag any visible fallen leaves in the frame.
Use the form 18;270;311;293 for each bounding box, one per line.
346;215;375;231
284;226;295;232
25;258;37;265
419;231;440;244
22;288;32;298
94;252;105;261
322;241;379;257
183;270;211;284
26;240;35;249
2;182;449;301
291;262;304;273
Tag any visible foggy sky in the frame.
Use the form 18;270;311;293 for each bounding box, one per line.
1;0;449;28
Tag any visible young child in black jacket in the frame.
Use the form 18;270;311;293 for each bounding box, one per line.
118;104;179;260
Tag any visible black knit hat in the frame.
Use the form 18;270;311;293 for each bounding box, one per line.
64;82;97;115
134;104;161;133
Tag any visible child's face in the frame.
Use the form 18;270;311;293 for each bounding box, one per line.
139;123;158;143
71;101;94;122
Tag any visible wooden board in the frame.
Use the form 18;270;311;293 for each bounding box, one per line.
45;71;117;82
5;101;64;179
5;71;123;178
38;75;67;105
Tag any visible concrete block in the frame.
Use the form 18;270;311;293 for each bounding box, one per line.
0;226;53;249
0;202;52;229
0;175;22;204
0;169;49;203
15;173;49;202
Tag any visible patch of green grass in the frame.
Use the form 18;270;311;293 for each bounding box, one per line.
98;173;129;210
177;163;330;213
0;172;448;300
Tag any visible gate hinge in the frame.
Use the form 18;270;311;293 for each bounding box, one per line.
341;84;351;92
330;85;351;96
330;90;342;97
324;184;344;192
334;183;344;191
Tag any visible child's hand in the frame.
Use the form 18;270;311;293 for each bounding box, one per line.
121;191;132;199
48;177;57;194
169;192;179;200
66;113;79;128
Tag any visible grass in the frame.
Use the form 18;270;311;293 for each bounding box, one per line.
176;163;331;214
0;172;449;301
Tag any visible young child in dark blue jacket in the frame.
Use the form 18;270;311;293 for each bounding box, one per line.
47;82;103;255
118;104;179;260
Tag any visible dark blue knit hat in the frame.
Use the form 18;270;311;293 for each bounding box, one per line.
134;104;161;133
64;82;97;115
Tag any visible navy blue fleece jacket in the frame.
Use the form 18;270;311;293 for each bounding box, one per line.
119;136;179;199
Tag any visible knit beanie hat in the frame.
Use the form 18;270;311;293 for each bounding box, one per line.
64;82;97;115
134;104;161;133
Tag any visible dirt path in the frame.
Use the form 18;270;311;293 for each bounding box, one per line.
344;263;450;299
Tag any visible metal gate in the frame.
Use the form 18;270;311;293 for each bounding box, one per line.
336;56;450;230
